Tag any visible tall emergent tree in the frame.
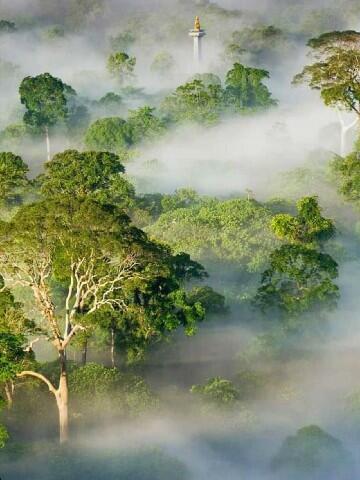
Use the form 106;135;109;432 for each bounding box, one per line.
0;199;145;442
294;31;360;155
19;73;76;161
0;190;206;443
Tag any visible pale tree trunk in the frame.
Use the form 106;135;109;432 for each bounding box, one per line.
45;125;51;162
56;351;69;444
4;381;14;409
18;351;70;444
17;368;69;443
10;252;138;444
337;110;359;156
110;327;115;368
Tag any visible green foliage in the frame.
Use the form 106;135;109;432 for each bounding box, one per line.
1;444;188;480
161;64;276;124
234;370;268;401
0;152;29;203
161;188;203;213
68;363;157;417
0;20;16;33
107;52;136;85
98;92;123;108
151;52;175;76
84;117;132;152
226;25;286;64
0;277;30;384
191;376;240;407
65;100;90;137
224;63;277;112
0;424;8;448
192;73;222;87
0;195;207;363
85;108;165;152
127;106;166;144
19;73;76;130
170;252;207;282
0;331;26;382
161;79;224;125
294;31;360;115
255;244;339;317
0;123;38;150
110;31;135;52
40;149;134;207
147;198;277;273
99;92;122;105
331;152;360;205
270;196;335;247
44;25;65;39
187;286;226;315
255;196;338;319
224;43;245;63
272;425;353;478
307;30;360;50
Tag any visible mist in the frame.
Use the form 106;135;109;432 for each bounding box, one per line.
1;1;360;480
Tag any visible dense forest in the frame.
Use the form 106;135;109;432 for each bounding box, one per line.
1;0;360;478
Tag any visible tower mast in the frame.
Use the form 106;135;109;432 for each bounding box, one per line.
189;16;206;65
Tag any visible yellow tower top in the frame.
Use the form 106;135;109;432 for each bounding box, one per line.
194;16;201;31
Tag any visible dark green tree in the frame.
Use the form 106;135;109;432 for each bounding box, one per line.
330;152;360;206
187;286;227;315
272;425;353;478
224;63;277;112
127;107;166;144
19;73;76;161
0;152;29;204
255;197;339;319
0;20;16;33
191;377;240;407
255;245;339;317
161;79;224;125
226;25;286;65
84;117;133;153
270;196;335;247
40;149;135;207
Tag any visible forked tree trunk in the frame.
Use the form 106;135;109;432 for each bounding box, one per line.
337;111;359;156
45;125;51;162
18;353;70;444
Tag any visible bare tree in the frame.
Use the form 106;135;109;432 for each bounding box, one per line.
0;248;139;443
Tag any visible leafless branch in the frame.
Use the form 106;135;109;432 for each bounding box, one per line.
17;370;57;396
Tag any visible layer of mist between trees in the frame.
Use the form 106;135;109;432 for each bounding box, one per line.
2;1;360;480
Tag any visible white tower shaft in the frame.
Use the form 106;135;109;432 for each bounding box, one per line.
193;35;202;63
189;16;205;66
